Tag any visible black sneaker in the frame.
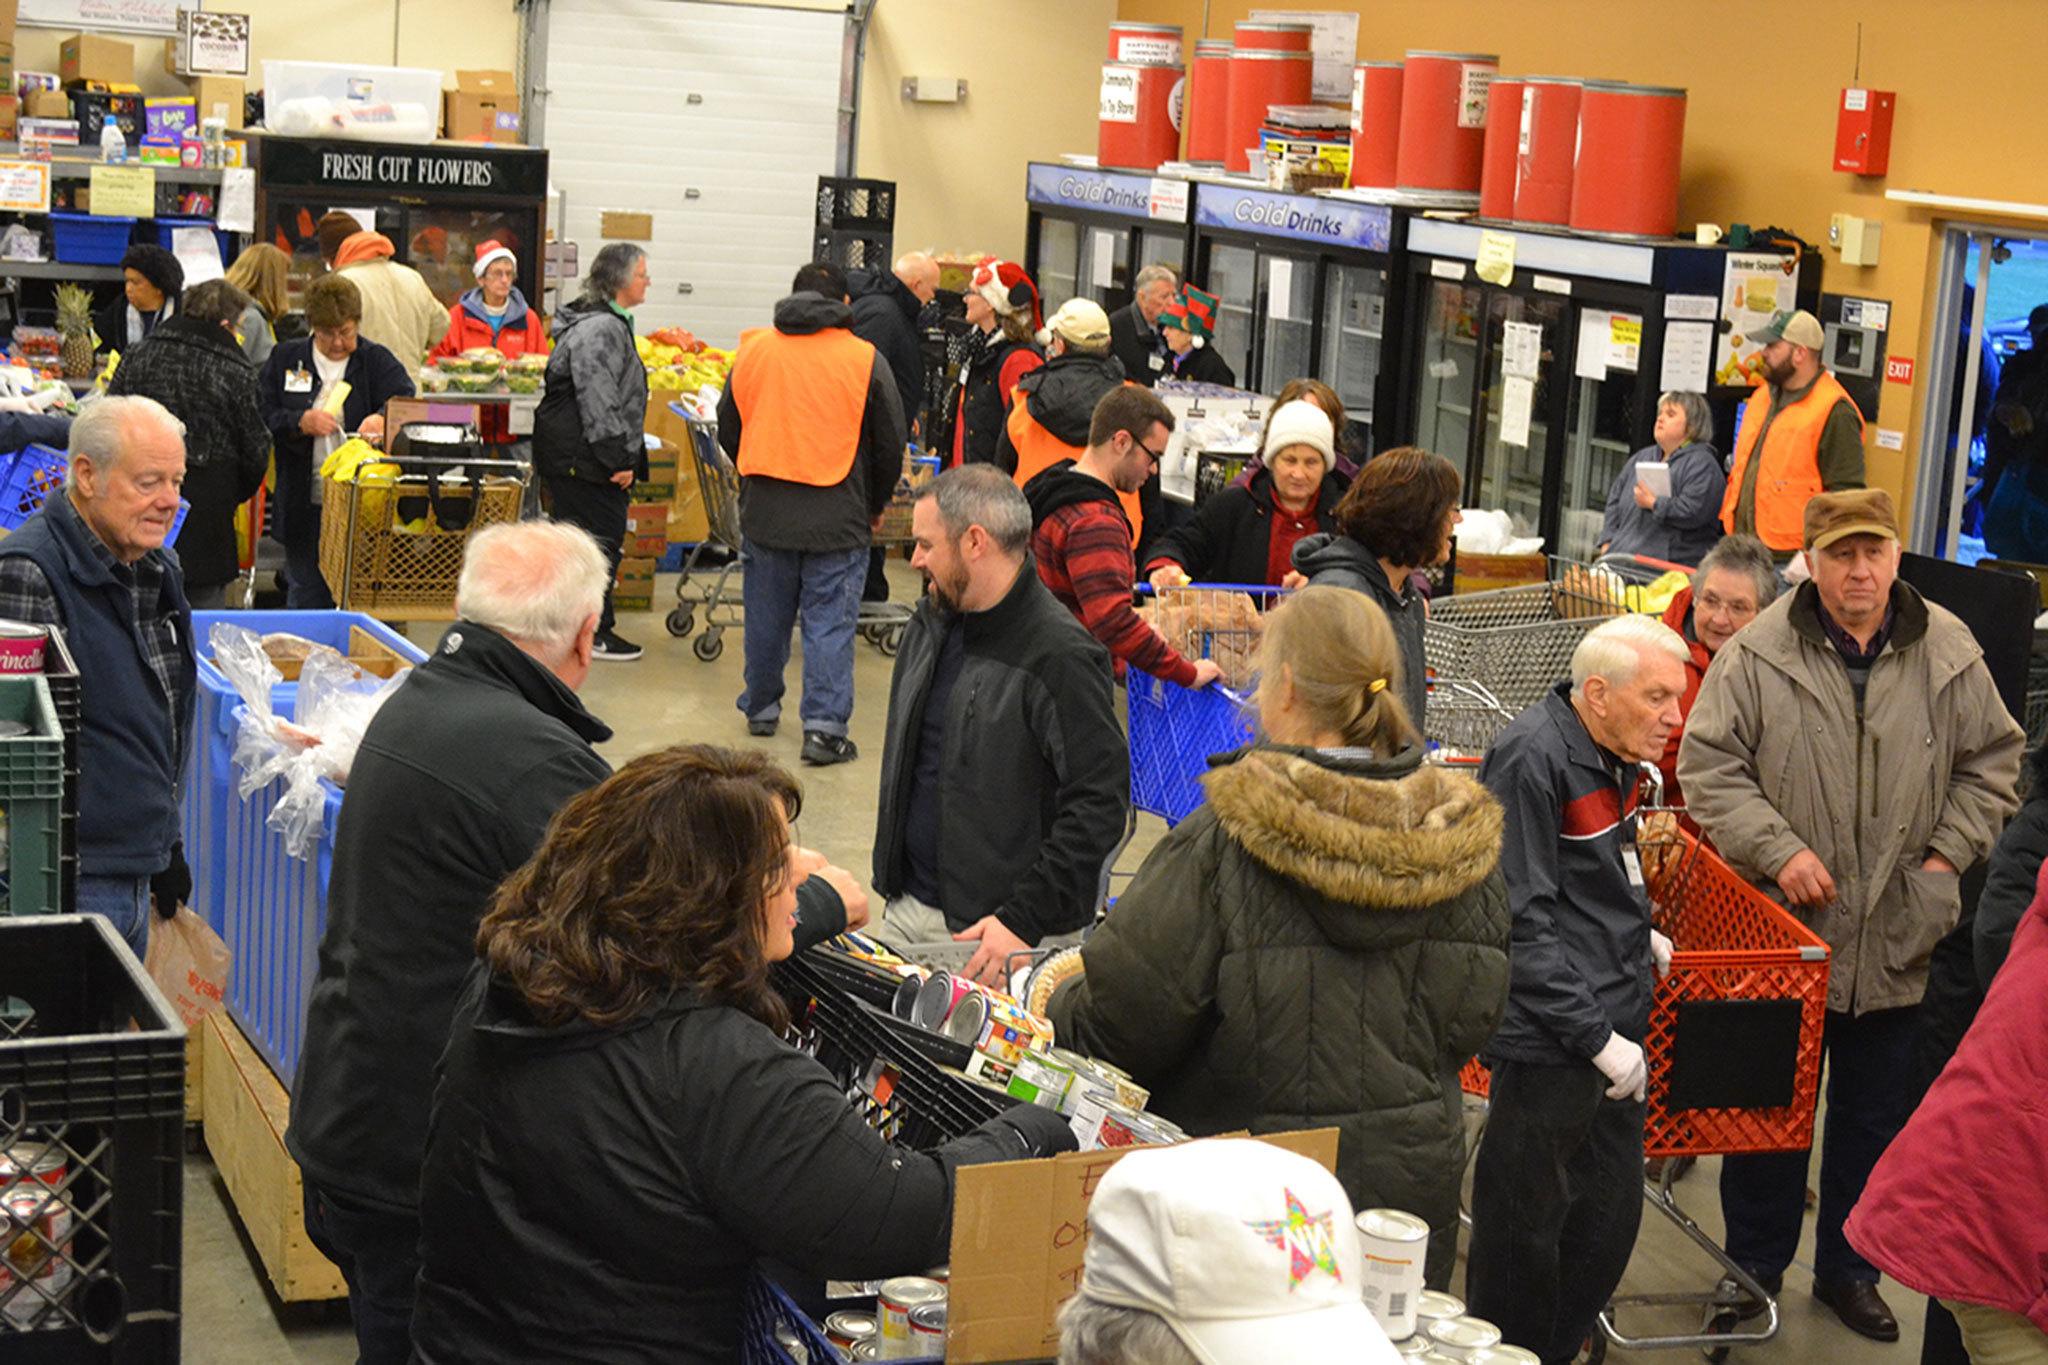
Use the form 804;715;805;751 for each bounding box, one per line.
747;717;778;737
801;731;857;766
592;631;643;661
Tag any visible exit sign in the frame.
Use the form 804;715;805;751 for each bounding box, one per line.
1885;355;1915;384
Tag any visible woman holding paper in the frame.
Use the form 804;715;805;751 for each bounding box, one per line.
1597;390;1725;567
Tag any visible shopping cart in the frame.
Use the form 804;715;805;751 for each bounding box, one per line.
1423;677;1515;762
318;438;528;621
1126;583;1277;826
662;401;930;662
1423;569;1630;721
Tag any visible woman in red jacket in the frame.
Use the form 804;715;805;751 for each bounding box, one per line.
1845;864;2048;1361
430;240;549;444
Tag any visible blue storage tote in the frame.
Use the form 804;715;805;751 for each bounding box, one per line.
153;214;232;265
49;211;137;266
0;675;67;917
0;442;188;541
1127;675;1255;826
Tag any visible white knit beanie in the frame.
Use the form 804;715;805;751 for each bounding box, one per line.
1261;399;1336;471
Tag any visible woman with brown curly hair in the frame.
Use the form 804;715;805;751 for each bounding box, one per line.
409;744;1075;1364
1289;446;1462;731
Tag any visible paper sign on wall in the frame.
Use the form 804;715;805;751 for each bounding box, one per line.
1090;229;1116;290
170;227;223;286
1608;313;1642;373
1659;321;1715;392
1717;251;1799;383
1475;229;1516;286
1501;320;1542;381
1665;293;1718;321
1268;256;1295;321
88;164;155;218
1575;309;1613;380
0;160;51;215
1874;427;1904;450
1500;374;1535;448
216;167;255;233
1146;177;1189;223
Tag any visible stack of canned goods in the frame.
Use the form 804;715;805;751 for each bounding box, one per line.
1;1136;75;1331
861;1274;946;1359
1377;1287;1533;1362
996;1048;1186;1152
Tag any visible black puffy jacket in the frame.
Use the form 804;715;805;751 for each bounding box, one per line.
1049;744;1508;1287
410;964;1075;1364
848;268;926;429
1292;531;1430;735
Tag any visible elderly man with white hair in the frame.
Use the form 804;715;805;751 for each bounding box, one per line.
1465;613;1690;1365
0;394;193;960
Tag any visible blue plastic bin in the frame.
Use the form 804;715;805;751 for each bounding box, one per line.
0;443;188;541
153;215;231;266
1127;675;1255;826
49;211;137;266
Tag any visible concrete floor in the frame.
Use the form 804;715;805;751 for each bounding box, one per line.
179;566;1930;1362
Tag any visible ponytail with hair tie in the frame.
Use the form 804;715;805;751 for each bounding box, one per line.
1368;678;1388;694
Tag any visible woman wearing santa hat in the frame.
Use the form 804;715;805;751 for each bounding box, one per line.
950;258;1045;468
431;239;549;444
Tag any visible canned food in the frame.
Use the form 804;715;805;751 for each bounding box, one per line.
824;1309;877;1347
911;972;974;1029
1394;1333;1438;1357
772;1319;811;1363
925;1265;949;1282
1;1174;74;1330
943;990;989;1047
0;621;46;675
975;996;1049;1065
852;1341;885;1361
1465;1346;1541;1364
1427;1314;1504;1359
1414;1288;1466;1330
1006;1051;1077;1113
909;1301;947;1342
890;970;928;1021
1355;1207;1430;1341
963;1048;1016;1089
876;1275;946;1349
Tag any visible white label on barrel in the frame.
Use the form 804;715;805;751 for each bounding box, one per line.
1100;66;1141;124
1458;64;1492;128
1117;36;1179;64
1350;66;1365;134
1518;87;1535;156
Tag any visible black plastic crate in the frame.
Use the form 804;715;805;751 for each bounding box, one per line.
813;228;894;274
36;626;77;916
0;915;184;1361
815;176;895;233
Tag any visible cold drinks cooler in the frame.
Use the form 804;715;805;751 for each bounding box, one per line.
1396;50;1499;192
1347;60;1403;189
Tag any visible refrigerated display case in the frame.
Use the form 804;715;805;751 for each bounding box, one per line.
249;133;550;314
1394;218;1821;563
1023;163;1193;318
1186;181;1407;454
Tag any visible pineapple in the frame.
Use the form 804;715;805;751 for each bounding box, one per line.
55;283;95;379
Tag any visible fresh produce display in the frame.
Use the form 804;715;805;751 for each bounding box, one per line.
446;371;499;394
637;325;732;393
56;283;95;378
504;352;546;394
442;346;506;379
418;365;450;394
11;326;59;362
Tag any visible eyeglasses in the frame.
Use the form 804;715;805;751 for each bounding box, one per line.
1696;590;1757;618
1129;434;1168;465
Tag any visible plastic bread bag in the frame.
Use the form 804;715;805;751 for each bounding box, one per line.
210;622;298;798
265;646;405;859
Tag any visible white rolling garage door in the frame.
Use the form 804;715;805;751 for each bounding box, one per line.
542;0;845;343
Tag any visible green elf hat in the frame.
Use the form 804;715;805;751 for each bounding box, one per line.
1158;284;1221;345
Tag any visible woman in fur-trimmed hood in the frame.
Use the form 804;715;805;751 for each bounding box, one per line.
1048;586;1509;1288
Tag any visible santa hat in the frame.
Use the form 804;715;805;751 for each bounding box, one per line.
472;239;517;279
971;258;1046;343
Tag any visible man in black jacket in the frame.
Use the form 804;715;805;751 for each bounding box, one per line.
1466;616;1690;1364
108;279;270;607
718;262;906;766
849;252;939;604
1109;262;1177;387
874;465;1128;988
287;521;868;1363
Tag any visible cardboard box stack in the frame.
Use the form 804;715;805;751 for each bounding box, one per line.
162;13;248;129
444;69;520;143
614;440;678;611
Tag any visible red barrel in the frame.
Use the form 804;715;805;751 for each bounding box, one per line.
1395;50;1499;192
1233;20;1312;53
1347;61;1403;188
1185;40;1234;164
1099;61;1185;172
1513;77;1582;226
1224;48;1312;173
1106;21;1183;66
1477;77;1524;219
1570;80;1687;237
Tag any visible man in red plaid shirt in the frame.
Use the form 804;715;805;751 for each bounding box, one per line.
1023;386;1221;689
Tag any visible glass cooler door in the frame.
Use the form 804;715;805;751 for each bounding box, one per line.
1474;293;1568;539
1321;263;1388;451
1205;242;1256;389
1560;306;1647;563
1413;277;1483;478
1036;217;1081;309
1259;252;1317;394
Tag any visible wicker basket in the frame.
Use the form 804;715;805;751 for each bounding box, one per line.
319;472;524;619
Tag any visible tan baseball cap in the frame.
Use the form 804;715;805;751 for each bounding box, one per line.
1804;487;1899;552
1752;307;1825;352
1046;298;1112;347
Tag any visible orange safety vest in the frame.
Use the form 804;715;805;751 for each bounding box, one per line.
1005;393;1144;541
729;326;874;486
1719;370;1865;551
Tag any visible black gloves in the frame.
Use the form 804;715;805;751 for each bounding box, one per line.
998;1102;1081;1159
151;842;191;921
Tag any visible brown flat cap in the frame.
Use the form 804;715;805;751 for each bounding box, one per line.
1804;487;1899;552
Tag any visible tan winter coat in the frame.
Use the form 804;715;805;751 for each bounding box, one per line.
337;258;451;367
1679;581;2022;1014
1048;744;1509;1288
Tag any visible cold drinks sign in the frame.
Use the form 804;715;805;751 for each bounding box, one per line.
255;136;549;200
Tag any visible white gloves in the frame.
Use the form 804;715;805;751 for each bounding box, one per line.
1651;929;1674;980
1592;1031;1648;1103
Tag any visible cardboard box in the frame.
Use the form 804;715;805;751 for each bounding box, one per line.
613;556;656;591
183;74;244;129
946;1127;1339;1363
167;10;250;78
0;94;16;144
25;87;67;120
0;44;14;98
60;34;134;88
626;501;668;534
625;531;668;559
443;68;520;143
631;481;676;503
643;396;711;544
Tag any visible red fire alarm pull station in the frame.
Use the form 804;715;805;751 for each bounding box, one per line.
1835;88;1895;175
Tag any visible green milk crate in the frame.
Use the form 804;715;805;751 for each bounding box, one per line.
0;674;67;917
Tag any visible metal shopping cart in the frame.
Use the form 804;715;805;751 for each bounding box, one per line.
662;403;930;661
318;427;528;621
1423;567;1632;722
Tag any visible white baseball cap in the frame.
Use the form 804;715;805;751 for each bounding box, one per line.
1076;1138;1401;1364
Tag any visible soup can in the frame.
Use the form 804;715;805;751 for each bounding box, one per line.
1467;1346;1542;1364
909;1301;948;1347
911;972;975;1030
889;968;928;1021
1415;1289;1466;1333
0;621;46;675
1007;1051;1078;1112
964;1047;1016;1090
1395;1333;1438;1357
824;1309;877;1348
1;1145;75;1330
1355;1207;1431;1340
1428;1315;1504;1359
877;1276;946;1353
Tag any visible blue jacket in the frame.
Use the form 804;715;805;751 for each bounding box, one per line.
0;498;193;876
257;336;416;540
1597;439;1726;568
1478;682;1653;1066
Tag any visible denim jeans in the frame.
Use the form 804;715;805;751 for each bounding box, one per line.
303;1180;422;1365
737;540;867;736
76;873;149;963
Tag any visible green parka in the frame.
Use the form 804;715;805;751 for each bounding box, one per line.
1047;744;1510;1287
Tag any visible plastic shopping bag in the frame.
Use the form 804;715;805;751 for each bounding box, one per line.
144;906;231;1029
